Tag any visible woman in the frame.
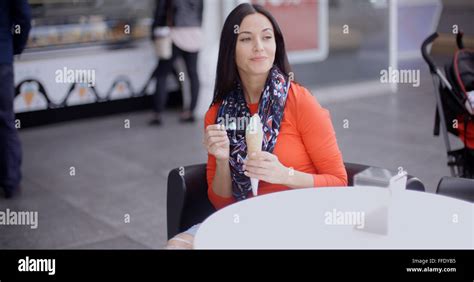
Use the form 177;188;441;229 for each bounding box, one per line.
150;0;203;125
165;3;347;249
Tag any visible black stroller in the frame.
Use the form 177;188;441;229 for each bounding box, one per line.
422;32;474;178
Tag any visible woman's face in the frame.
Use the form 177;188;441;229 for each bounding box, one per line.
235;13;276;78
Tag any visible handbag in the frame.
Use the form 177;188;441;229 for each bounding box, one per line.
154;27;172;60
153;0;173;60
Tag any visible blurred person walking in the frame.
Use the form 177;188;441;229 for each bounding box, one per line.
0;0;31;198
149;0;204;126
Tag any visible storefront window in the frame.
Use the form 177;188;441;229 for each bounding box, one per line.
291;0;390;88
221;0;391;88
27;0;154;51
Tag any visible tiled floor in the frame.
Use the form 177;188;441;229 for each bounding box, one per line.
0;58;460;249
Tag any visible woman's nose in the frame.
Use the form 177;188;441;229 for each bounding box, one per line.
253;38;264;52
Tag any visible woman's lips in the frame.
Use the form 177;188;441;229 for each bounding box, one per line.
250;56;267;62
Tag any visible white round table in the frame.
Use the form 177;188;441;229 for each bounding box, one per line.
194;187;473;249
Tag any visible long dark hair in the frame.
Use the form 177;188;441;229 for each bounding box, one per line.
211;3;292;106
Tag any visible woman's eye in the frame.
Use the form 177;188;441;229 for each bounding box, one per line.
264;36;273;40
240;38;251;42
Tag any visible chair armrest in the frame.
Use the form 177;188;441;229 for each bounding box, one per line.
406;177;425;192
344;162;371;186
436;176;474;202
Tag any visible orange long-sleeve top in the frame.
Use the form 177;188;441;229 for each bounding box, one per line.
204;82;348;210
458;118;474;149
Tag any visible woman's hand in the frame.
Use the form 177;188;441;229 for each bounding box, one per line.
204;124;230;161
242;151;290;185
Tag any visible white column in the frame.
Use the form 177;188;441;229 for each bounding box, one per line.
195;0;221;118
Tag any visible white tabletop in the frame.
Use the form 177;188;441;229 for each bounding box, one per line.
194;186;473;249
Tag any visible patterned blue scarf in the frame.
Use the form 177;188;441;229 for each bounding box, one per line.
216;66;290;201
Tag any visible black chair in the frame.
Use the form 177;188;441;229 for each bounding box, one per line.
436;176;474;203
167;164;213;240
167;162;425;239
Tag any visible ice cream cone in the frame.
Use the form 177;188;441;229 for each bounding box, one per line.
251;178;259;196
246;114;264;196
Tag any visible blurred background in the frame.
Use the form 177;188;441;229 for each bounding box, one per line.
1;0;473;249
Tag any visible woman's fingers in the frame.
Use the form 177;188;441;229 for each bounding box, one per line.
243;153;273;170
206;134;227;147
243;165;270;176
246;151;276;161
255;151;277;161
243;159;270;170
206;124;225;131
204;124;228;146
244;152;274;168
204;124;229;156
244;170;269;183
209;139;229;151
207;136;228;147
209;137;229;146
206;129;227;137
205;124;227;138
205;131;227;143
